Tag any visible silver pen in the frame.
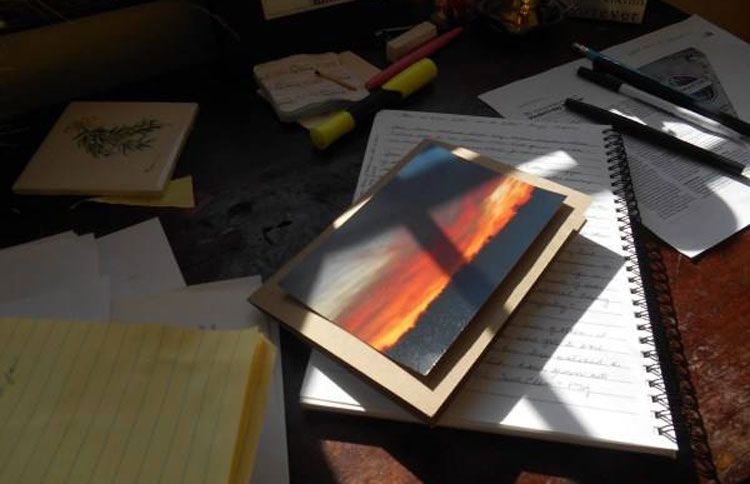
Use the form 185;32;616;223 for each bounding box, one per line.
577;66;749;145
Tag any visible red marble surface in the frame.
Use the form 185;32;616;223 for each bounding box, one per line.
658;229;750;483
321;441;421;483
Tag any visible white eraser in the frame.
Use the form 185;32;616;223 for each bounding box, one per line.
386;22;438;62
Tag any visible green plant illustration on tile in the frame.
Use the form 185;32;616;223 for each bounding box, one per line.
66;117;162;158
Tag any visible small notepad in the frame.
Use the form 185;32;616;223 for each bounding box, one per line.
254;53;368;122
0;318;274;484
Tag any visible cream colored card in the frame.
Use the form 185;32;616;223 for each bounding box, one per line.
13;102;198;196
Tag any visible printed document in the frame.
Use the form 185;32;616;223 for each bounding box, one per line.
480;16;750;257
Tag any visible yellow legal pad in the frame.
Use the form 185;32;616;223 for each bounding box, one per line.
0;317;275;484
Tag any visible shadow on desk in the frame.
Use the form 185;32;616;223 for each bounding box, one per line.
297;410;695;483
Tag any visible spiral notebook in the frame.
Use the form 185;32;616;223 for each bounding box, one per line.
300;110;679;455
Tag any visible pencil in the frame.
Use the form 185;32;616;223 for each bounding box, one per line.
315;69;357;91
564;98;750;180
311;59;438;149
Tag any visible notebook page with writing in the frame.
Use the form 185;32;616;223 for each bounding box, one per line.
0;318;274;484
301;110;677;454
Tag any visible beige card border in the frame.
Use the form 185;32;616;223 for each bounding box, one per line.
250;140;591;420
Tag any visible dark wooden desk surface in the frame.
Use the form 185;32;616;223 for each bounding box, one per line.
2;1;749;482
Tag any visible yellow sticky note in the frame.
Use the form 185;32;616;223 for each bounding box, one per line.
90;176;195;208
0;317;274;484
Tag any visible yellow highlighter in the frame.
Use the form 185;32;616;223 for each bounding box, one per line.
310;58;438;149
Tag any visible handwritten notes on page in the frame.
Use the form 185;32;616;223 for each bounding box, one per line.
300;110;676;454
254;53;368;122
0;318;274;484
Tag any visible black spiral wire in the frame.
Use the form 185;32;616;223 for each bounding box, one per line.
604;128;718;481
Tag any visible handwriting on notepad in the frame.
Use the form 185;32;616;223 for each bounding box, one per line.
496;344;626;368
473;369;599;399
496;201;635;402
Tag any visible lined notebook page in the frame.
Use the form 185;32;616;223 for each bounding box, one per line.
0;317;273;483
302;110;676;454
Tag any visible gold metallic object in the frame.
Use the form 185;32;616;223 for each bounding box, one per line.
497;0;540;34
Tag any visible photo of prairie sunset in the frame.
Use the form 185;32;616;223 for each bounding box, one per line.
280;144;564;375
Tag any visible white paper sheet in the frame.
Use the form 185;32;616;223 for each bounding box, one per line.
479;15;750;257
112;276;290;484
0;231;77;253
0;277;110;321
300;110;676;455
0;235;100;302
97;218;186;300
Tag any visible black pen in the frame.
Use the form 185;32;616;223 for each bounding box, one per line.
564;98;750;180
572;43;750;137
576;67;747;143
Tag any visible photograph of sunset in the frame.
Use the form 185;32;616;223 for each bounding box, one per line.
281;144;564;375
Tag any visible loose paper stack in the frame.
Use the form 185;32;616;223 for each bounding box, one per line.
0;218;289;483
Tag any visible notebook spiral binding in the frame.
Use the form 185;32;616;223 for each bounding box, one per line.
603;129;718;481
